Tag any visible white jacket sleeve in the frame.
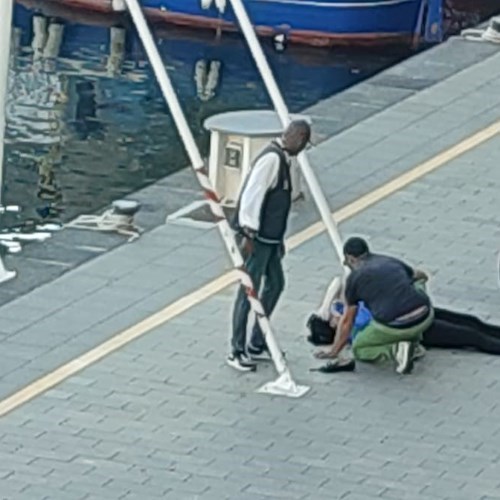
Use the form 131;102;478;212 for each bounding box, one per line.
238;151;280;232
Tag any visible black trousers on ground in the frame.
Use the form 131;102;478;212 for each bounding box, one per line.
422;307;500;354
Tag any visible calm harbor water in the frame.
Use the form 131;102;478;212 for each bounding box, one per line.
3;2;498;224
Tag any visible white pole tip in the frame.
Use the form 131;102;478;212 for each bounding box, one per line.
257;373;310;398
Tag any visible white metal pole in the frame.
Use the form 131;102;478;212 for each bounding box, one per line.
0;0;14;208
124;0;309;398
228;0;347;267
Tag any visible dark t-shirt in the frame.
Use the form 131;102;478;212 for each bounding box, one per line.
344;253;431;324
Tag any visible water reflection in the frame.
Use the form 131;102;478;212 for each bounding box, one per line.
4;2;492;224
6;15;68;224
73;80;104;140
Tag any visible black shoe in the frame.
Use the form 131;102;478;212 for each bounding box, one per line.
247;343;271;361
247;343;286;362
310;359;356;373
226;353;257;372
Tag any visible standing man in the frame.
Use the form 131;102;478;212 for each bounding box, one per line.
316;237;434;374
227;120;311;371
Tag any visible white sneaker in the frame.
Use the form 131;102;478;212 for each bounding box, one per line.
394;341;415;374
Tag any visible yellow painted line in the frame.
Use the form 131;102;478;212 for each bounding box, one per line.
0;119;499;418
0;270;238;418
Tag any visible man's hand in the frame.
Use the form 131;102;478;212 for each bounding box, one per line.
241;236;254;258
413;269;428;282
314;348;337;359
240;227;256;258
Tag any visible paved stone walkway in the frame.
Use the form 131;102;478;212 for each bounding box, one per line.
0;40;499;500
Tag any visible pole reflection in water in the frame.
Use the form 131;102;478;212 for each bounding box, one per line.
6;13;67;225
107;26;126;77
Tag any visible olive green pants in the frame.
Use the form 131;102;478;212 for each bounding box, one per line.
352;281;434;363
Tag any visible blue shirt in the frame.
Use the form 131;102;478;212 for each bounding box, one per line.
331;301;373;342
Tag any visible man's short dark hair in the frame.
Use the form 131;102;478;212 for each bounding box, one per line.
286;120;311;143
343;237;369;258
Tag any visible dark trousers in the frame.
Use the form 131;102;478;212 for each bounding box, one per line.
231;239;285;355
422;307;500;354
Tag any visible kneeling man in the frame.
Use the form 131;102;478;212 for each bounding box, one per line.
316;237;434;374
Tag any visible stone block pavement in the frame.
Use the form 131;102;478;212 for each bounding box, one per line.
0;41;500;499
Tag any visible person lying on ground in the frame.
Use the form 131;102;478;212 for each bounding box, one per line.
422;308;500;354
309;281;500;360
314;237;434;375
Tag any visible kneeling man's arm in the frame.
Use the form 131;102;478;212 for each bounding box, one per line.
400;259;428;283
413;269;428;282
330;305;357;357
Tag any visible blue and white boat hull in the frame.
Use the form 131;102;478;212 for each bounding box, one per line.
142;0;426;46
15;0;431;47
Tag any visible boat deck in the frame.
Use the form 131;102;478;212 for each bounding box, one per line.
1;27;500;499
